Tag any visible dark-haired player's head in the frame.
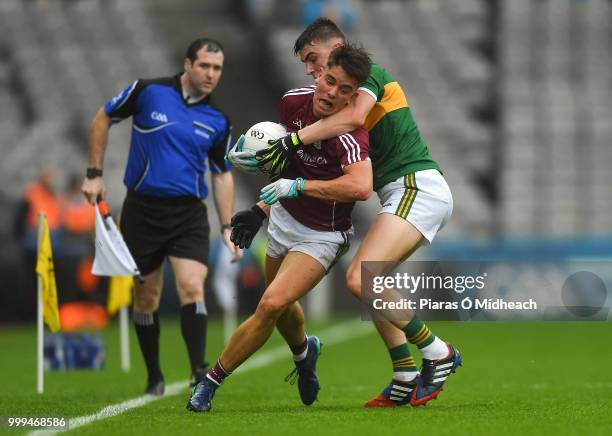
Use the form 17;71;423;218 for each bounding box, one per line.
183;38;225;96
294;18;347;78
327;44;371;85
312;44;372;118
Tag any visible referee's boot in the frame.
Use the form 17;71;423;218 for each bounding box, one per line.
187;377;218;412
189;362;210;388
145;376;165;396
285;336;322;405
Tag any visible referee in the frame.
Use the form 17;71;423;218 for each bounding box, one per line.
82;38;242;395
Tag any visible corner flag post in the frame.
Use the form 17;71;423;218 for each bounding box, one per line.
37;271;44;394
37;213;45;394
36;212;61;393
119;306;130;372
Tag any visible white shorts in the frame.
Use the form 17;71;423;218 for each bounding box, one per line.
377;169;453;244
267;203;353;271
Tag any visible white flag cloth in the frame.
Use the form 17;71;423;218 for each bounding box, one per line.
92;203;140;277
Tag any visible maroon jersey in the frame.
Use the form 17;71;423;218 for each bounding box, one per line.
278;86;370;232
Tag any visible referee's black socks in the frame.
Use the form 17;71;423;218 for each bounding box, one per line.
133;311;163;383
180;301;208;376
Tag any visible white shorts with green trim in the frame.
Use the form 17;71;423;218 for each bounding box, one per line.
267;203;353;271
376;169;453;244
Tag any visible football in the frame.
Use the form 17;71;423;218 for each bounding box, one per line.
242;121;287;154
242;121;287;174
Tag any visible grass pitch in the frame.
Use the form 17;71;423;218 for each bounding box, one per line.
0;319;611;435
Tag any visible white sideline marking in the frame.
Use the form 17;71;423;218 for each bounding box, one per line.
30;319;374;435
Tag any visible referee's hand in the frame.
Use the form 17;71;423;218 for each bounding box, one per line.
82;176;106;205
222;226;243;263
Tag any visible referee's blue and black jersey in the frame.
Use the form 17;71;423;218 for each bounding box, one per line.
104;74;232;199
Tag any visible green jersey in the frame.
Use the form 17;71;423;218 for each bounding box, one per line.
360;63;440;190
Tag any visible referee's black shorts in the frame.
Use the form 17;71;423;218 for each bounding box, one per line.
120;190;210;276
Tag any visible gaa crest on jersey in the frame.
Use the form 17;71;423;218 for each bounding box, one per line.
151;111;168;123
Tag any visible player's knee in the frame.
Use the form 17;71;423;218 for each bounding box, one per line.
346;266;362;299
256;295;287;320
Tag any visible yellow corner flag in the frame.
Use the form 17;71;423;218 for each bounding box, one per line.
107;275;133;315
36;214;61;332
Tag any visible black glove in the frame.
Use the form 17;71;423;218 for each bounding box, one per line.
256;132;304;180
230;204;267;249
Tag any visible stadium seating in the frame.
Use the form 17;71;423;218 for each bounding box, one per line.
500;0;612;235
0;0;173;208
1;0;610;248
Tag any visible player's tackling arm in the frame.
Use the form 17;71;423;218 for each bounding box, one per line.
82;107;112;204
297;90;376;144
303;160;372;202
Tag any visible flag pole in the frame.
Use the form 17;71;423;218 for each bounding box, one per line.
119;306;130;372
37;277;44;393
37;214;45;394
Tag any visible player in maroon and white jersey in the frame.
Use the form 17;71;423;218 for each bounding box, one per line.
188;44;373;412
272;85;369;232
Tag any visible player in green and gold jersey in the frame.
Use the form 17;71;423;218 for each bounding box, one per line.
228;18;461;408
359;63;440;190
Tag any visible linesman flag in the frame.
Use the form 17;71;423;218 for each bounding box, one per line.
107;275;133;315
36;213;61;332
92;201;136;373
92;201;140;278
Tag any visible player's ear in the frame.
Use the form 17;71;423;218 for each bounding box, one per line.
184;58;191;72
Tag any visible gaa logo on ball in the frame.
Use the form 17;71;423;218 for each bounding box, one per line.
250;130;265;140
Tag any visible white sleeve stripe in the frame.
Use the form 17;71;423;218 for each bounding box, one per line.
341;134;355;162
115;80;139;110
342;133;362;162
358;87;377;102
341;134;358;163
350;135;359;163
339;135;356;164
347;135;358;164
339;136;353;164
